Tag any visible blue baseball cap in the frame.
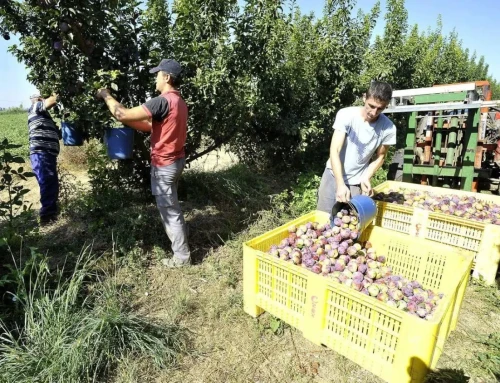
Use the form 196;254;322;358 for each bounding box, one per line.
149;59;183;77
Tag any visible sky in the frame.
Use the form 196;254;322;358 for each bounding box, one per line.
1;0;499;108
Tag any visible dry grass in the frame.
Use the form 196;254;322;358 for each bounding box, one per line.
59;142;90;170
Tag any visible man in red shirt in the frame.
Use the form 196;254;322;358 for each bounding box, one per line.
97;59;190;268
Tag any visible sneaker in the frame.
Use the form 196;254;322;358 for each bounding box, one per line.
161;257;190;268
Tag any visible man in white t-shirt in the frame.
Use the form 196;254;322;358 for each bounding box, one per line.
317;81;397;213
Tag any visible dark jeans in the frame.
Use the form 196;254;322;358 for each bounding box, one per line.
30;152;59;219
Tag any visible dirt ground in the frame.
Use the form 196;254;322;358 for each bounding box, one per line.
13;144;237;213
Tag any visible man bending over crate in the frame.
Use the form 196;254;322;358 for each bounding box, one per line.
317;81;397;213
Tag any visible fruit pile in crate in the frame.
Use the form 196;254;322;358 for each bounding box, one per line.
267;208;443;320
374;187;500;224
370;181;500;285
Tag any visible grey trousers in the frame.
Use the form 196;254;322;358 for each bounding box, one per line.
316;167;361;213
151;158;190;262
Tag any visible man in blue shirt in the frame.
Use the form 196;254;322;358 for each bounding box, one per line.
28;93;61;225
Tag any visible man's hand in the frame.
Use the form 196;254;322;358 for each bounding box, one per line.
336;183;351;203
360;178;373;197
96;88;110;99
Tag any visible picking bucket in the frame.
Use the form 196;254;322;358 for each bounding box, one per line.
61;122;83;146
105;127;134;160
331;195;377;234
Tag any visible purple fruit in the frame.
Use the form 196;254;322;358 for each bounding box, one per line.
269;248;279;257
279;250;290;260
402;286;413;297
311;265;321;274
380;266;392;277
386;300;398;308
397;300;408;311
377;255;386;264
416;308;427;318
367;249;377;260
352;281;363;291
358;264;368;274
333;218;343;227
366;269;377;280
356;256;367;265
334;262;345;272
338;274;348;283
304;259;315;268
343;269;353;279
389;289;403;301
347;246;358;256
347;262;358;273
340;229;351;239
367;260;378;269
407;301;418;313
352;271;364;282
368;285;379;297
343;279;353;288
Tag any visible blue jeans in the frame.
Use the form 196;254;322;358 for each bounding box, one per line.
30;152;59;219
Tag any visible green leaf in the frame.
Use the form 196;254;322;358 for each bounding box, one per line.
23;172;35;177
11;156;25;164
111;83;119;91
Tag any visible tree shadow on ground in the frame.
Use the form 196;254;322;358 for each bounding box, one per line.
1;163;297;269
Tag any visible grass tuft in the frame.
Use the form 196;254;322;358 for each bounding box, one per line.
0;247;189;383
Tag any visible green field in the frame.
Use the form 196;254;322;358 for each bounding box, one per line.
0;111;29;158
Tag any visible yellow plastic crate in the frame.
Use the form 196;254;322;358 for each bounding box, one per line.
243;211;474;383
373;181;500;285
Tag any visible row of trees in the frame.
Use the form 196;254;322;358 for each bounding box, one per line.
1;0;498;186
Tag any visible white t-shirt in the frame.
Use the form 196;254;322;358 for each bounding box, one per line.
326;106;396;185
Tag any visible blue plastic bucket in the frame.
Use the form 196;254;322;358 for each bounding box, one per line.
105;127;134;160
331;195;377;234
61;122;83;146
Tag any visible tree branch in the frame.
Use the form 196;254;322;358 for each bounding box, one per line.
186;133;236;164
